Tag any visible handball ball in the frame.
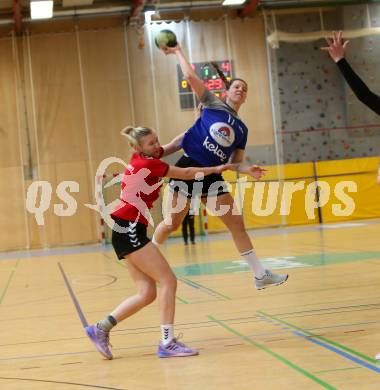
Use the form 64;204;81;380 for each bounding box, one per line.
154;29;177;49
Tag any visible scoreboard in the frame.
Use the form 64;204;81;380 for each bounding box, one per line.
177;60;233;110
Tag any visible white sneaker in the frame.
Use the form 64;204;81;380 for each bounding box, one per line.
375;353;380;360
255;270;288;290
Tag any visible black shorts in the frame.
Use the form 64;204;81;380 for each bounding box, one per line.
169;154;229;199
111;218;150;260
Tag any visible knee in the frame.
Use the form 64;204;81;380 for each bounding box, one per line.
168;274;177;291
139;285;157;306
228;219;245;234
161;273;177;292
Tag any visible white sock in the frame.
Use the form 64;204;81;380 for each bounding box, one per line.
151;234;161;247
241;249;266;279
160;324;174;346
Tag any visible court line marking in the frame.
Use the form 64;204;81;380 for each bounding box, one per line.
0;319;220;349
0;313;298;362
294;332;380;374
258;310;377;364
0;259;20;304
0;376;127;389
0;244;107;260
7;309;376;367
178;277;231;300
0;332;242;362
208;315;337;390
268;302;380;318
58;262;88;328
313;367;361;374
176;295;189;304
4;314;379;362
71;274;118;288
226;317;380;336
0;275;123;310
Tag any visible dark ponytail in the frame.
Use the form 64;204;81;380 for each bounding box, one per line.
210;61;231;89
210;62;248;91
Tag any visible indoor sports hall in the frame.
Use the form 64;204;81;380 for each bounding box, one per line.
0;1;380;389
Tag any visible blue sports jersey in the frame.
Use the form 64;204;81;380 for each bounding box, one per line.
181;90;248;166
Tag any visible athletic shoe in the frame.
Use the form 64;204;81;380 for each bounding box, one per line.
375;353;380;360
85;324;113;360
255;270;289;290
157;337;199;358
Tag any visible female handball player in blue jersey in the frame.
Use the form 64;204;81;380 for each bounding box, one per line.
153;43;288;290
85;126;231;359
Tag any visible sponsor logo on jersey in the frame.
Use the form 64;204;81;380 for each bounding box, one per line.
209;122;235;147
203;136;227;161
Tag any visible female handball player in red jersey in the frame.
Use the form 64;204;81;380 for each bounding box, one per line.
85;125;231;359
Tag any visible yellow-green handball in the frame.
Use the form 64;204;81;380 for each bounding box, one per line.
154;29;177;49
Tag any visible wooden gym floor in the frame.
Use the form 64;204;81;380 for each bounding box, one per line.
1;219;380;389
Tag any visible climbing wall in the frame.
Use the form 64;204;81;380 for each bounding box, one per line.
268;4;380;163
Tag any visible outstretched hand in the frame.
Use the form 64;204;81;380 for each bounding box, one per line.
321;30;349;63
247;165;267;180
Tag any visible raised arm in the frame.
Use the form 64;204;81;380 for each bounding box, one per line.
336;59;380;115
162;44;207;101
321;31;380;115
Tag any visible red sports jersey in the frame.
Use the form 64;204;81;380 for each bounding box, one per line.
111;153;169;225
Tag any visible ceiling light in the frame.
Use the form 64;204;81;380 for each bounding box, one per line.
222;0;246;5
31;1;54;20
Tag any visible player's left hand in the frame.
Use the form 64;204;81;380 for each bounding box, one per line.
247;165;267;180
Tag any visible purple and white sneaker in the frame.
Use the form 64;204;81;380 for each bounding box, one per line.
85;324;113;360
157;338;199;358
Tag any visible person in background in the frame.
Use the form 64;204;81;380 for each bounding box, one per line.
182;208;196;245
322;31;380;359
321;30;380;115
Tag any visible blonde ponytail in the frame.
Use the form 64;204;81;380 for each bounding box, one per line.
120;126;154;147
